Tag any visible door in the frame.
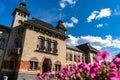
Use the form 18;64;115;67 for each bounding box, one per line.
42;58;52;73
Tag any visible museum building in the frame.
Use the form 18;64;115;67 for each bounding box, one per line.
0;2;98;80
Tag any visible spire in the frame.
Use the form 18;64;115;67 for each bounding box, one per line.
12;1;30;16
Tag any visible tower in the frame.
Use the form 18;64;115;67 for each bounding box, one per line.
5;1;30;58
11;1;30;27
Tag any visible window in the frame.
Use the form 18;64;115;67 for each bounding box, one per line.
21;14;23;16
38;37;45;50
66;53;68;61
77;55;81;62
0;38;5;49
18;12;20;15
24;15;26;18
74;55;77;62
82;56;85;62
55;64;61;71
55;61;61;72
45;39;51;51
70;54;72;61
29;61;38;70
51;41;57;53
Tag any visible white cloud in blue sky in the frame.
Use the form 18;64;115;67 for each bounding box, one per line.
96;24;103;28
87;11;99;23
87;8;111;23
67;35;120;50
96;8;111;19
63;17;78;27
71;17;78;23
0;3;5;12
60;0;78;8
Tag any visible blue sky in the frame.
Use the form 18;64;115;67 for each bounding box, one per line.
1;0;120;57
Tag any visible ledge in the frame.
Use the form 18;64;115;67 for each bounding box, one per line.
35;50;58;55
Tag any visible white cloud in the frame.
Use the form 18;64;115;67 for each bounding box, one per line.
96;8;111;19
67;35;120;50
71;17;78;24
87;8;111;22
63;22;74;27
60;2;66;8
96;24;103;28
87;11;99;22
60;0;77;8
63;17;79;27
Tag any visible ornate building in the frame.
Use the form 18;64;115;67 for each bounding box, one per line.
0;2;98;80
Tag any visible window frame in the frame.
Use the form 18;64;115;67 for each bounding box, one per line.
51;40;57;53
69;54;73;61
29;61;38;71
74;54;77;62
38;37;45;51
45;39;51;52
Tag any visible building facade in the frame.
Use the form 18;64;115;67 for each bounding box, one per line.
0;2;98;80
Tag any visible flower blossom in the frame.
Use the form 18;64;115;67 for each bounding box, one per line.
96;51;110;60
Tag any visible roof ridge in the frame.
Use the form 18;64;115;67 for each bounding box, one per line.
31;17;54;28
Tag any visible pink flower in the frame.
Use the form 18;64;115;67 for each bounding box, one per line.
78;63;90;72
116;71;120;79
76;72;81;78
89;62;99;77
110;63;116;68
107;69;118;80
96;51;110;60
70;71;75;78
70;63;77;68
113;57;120;65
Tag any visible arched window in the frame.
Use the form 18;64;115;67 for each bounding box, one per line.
55;61;61;71
0;38;5;49
29;57;38;70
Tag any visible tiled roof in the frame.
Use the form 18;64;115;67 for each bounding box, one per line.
76;43;98;53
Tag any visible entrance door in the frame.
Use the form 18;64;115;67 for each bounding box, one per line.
42;58;52;73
